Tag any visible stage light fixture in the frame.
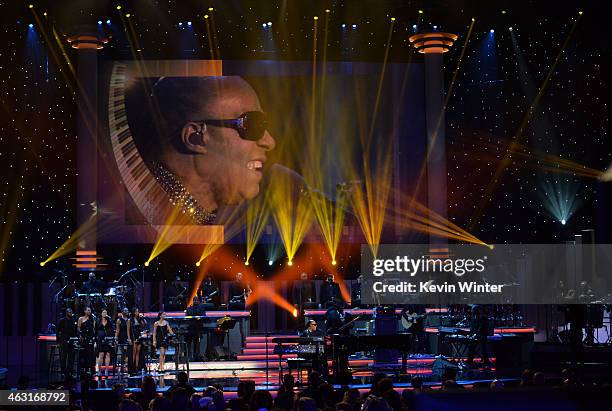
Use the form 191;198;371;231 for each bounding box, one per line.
287;260;293;266
418;10;424;14
196;261;201;267
509;27;513;31
178;22;183;26
268;260;273;266
314;16;319;20
43;12;47;16
502;10;507;14
144;261;150;267
413;24;417;30
208;7;214;11
116;5;121;11
98;20;102;25
292;308;298;317
40;262;45;267
267;22;272;26
352;24;357;28
126;13;131;18
433;25;438;29
578;10;583;15
561;219;566;225
391;17;396;22
490;29;494;33
325;9;330;13
106;19;111;24
204;14;209;19
244;261;249;266
262;23;267;28
28;4;33;9
471;17;475;22
187;21;192;26
28;23;34;28
332;260;337;266
341;23;346;28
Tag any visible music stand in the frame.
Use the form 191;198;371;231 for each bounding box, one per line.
217;316;237;359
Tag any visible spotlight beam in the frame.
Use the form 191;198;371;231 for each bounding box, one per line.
469;14;583;229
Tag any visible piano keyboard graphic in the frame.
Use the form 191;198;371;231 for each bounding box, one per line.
107;63;224;243
108;63;189;226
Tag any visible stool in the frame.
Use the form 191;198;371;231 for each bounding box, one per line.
48;344;62;382
286;357;312;386
174;340;190;373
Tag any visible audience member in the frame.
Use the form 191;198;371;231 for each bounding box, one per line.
148;396;172;411
119;398;144;411
168;371;196;398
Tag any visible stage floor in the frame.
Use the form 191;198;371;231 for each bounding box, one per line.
54;354;498;392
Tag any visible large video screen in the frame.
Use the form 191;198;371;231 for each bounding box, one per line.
97;60;425;245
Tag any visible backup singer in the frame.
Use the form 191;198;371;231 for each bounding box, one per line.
77;306;96;374
153;311;174;372
57;308;78;377
115;307;131;371
127;307;148;374
96;309;114;376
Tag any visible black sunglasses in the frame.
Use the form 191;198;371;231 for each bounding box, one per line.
195;111;268;141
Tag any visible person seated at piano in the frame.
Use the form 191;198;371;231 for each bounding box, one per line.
199;274;220;307
300;320;325;338
293;272;316;312
228;272;251;310
81;272;106;294
319;274;343;308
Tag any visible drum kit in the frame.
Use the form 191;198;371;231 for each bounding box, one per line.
71;286;129;318
51;267;140;318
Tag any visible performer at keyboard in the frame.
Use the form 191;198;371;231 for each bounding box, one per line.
153;311;175;372
127;307;148;374
77;306;96;375
228;272;252;310
300;320;325;338
96;309;114;376
292;272;316;317
319;274;343;308
115;307;131;372
299;320;326;376
81;272;107;294
165;276;187;311
198;274;220;306
466;305;491;367
57;308;78;378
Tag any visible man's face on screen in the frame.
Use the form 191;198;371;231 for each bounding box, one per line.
199;79;275;206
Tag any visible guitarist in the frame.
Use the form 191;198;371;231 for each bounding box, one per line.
401;305;427;353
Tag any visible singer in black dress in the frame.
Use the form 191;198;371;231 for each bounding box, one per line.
96;309;114;375
152;311;174;372
127;307;148;373
77;306;96;374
